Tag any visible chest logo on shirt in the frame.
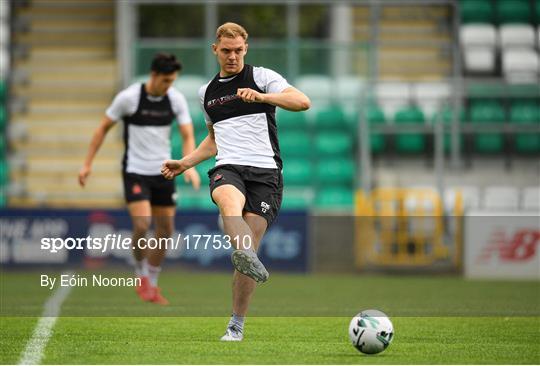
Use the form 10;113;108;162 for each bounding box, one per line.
140;109;172;118
207;94;240;109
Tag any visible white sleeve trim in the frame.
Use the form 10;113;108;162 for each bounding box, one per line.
105;83;140;122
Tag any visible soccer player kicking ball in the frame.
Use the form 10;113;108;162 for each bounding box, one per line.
161;22;310;340
79;53;200;305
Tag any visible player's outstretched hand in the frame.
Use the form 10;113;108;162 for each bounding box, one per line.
184;168;201;191
237;88;264;104
78;165;91;187
161;159;187;180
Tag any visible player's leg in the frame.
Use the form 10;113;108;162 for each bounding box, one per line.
127;200;153;301
143;205;175;305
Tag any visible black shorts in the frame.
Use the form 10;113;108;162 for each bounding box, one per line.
122;172;176;206
208;164;283;225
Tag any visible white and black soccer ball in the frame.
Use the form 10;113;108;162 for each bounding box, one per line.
348;309;394;354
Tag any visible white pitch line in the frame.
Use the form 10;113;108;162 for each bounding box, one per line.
18;271;74;365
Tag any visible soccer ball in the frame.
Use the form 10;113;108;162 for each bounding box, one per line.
348;309;394;354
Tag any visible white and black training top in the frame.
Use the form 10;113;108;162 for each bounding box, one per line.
199;65;291;170
106;83;192;175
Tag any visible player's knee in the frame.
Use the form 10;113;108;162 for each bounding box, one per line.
132;217;151;235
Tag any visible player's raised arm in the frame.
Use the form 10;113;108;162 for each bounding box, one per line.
161;123;217;180
237;86;311;112
78;115;116;187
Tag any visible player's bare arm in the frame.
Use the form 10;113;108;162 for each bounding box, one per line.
178;123;201;190
78;115;116;187
161;124;217;180
236;86;311;111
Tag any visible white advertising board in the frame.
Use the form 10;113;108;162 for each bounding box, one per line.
465;211;540;279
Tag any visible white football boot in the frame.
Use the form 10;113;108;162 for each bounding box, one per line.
220;325;244;342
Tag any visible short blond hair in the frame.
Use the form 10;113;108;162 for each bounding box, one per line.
216;22;248;42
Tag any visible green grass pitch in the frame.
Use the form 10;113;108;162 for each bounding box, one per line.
1;270;539;364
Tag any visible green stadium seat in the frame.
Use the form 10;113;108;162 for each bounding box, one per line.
279;131;312;158
469;100;506;153
282;158;312;186
315;187;354;210
315;158;355;186
277;110;308;131
510;102;540;153
281;189;312;209
537;0;540;24
496;0;531;24
394;106;426;153
0;81;6;103
460;0;495;24
314;132;353;156
365;105;386;153
0;106;6;132
314;105;349;130
0;160;8;186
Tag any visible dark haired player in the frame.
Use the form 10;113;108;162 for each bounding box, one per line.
79;53;200;305
161;23;311;340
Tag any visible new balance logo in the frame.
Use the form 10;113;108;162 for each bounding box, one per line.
261;201;270;213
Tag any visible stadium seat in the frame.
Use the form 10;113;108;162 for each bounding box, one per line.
446;186;481;211
0;159;8;185
499;25;536;49
463;47;496;74
0;105;6;131
469;100;506;153
334;76;363;108
314;132;353;156
537;1;540;25
281;188;313;209
313;104;349;130
482;186;520;211
0;80;6;103
502;49;540;83
279;131;312;158
521;186;540;211
315;186;354;210
460;24;497;48
412;82;452;118
296;75;332;106
375;83;411;119
315;158;355;186
510;102;540;153
460;0;495;24
277;109;308;131
282;158;313;186
496;0;531;24
365;104;386;153
394;106;426;153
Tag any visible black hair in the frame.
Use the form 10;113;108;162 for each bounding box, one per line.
150;53;182;74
